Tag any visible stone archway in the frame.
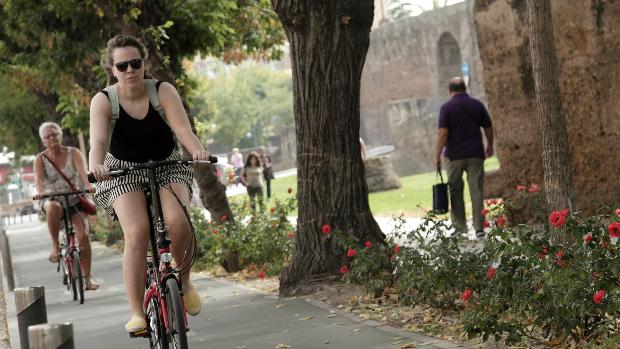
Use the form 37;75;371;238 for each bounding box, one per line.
437;32;462;97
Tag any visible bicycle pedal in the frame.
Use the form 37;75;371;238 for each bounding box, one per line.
129;329;149;338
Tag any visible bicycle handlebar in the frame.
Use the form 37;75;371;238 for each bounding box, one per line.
87;156;218;183
34;189;94;200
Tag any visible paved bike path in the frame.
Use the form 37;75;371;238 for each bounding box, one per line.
5;222;460;349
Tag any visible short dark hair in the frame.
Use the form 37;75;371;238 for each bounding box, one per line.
449;79;467;93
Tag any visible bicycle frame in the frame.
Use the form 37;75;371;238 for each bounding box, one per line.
141;163;188;332
89;156;216;345
36;189;90;304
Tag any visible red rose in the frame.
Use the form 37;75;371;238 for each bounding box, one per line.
288;187;293;194
488;199;498;205
212;229;219;235
258;271;266;280
593;290;606;304
347;248;357;257
483;220;490;228
481;209;489;216
528;184;540;193
220;215;228;223
549;209;569;228
555;250;564;259
270;207;276;213
515;185;526;191
486;266;497;280
322;224;331;234
608;222;620;238
583;233;592;245
538;245;549;260
364;240;373;249
287;232;295;239
339;265;349;274
496;216;507;228
393;244;401;254
460;288;472;302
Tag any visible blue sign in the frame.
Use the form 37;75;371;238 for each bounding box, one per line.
461;61;470;77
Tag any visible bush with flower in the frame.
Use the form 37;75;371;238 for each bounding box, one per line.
460;206;620;345
192;193;297;277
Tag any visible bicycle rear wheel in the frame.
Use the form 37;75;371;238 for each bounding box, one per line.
72;250;85;304
165;278;188;349
147;294;168;349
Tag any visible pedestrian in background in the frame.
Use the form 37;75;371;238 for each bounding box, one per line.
240;151;265;213
259;146;274;199
434;77;494;238
230;147;244;186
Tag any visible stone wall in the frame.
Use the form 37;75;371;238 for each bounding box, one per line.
361;0;487;175
474;0;620;214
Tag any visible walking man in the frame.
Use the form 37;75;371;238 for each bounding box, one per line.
434;77;494;237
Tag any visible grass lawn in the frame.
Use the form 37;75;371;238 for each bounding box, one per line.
232;157;500;218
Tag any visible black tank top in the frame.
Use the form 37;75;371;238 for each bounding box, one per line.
102;81;175;162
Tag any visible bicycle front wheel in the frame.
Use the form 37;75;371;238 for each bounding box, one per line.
147;294;168;349
165;278;188;349
72;250;85;304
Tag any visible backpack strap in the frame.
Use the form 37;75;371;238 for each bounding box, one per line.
102;84;120;152
145;79;169;126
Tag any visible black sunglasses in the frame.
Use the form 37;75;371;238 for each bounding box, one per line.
114;58;143;72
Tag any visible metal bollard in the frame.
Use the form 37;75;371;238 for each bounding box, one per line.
0;228;14;291
14;286;47;349
28;323;74;349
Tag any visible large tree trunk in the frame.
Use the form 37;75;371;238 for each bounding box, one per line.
273;0;384;296
526;0;576;216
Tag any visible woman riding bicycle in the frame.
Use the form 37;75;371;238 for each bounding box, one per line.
33;122;99;291
88;35;207;333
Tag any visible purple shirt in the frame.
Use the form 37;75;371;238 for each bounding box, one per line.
438;93;492;160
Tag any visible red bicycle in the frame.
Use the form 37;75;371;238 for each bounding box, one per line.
35;189;91;304
89;157;216;349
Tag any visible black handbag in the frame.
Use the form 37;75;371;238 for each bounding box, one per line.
432;167;449;214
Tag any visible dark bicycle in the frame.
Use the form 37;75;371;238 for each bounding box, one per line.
88;156;216;349
34;189;92;304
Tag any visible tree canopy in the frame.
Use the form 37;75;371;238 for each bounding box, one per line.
189;59;293;151
0;0;285;153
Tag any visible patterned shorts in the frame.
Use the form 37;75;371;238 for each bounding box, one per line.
94;151;193;217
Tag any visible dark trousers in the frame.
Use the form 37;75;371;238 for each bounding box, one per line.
247;186;264;213
446;158;485;232
265;178;272;198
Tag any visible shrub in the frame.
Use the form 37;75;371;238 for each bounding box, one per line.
192;194;296;276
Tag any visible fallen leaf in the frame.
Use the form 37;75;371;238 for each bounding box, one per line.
300;316;314;321
325;314;337;319
352;329;361;332
392;337;405;340
337;321;347;326
400;343;416;348
274;304;286;309
275;344;292;349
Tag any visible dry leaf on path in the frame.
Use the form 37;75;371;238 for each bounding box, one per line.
275;344;292;349
400;343;416;348
300;316;314;321
274;304;286;309
325;314;337;318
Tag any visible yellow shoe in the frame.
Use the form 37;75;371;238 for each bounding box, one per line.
124;315;147;333
183;286;202;316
